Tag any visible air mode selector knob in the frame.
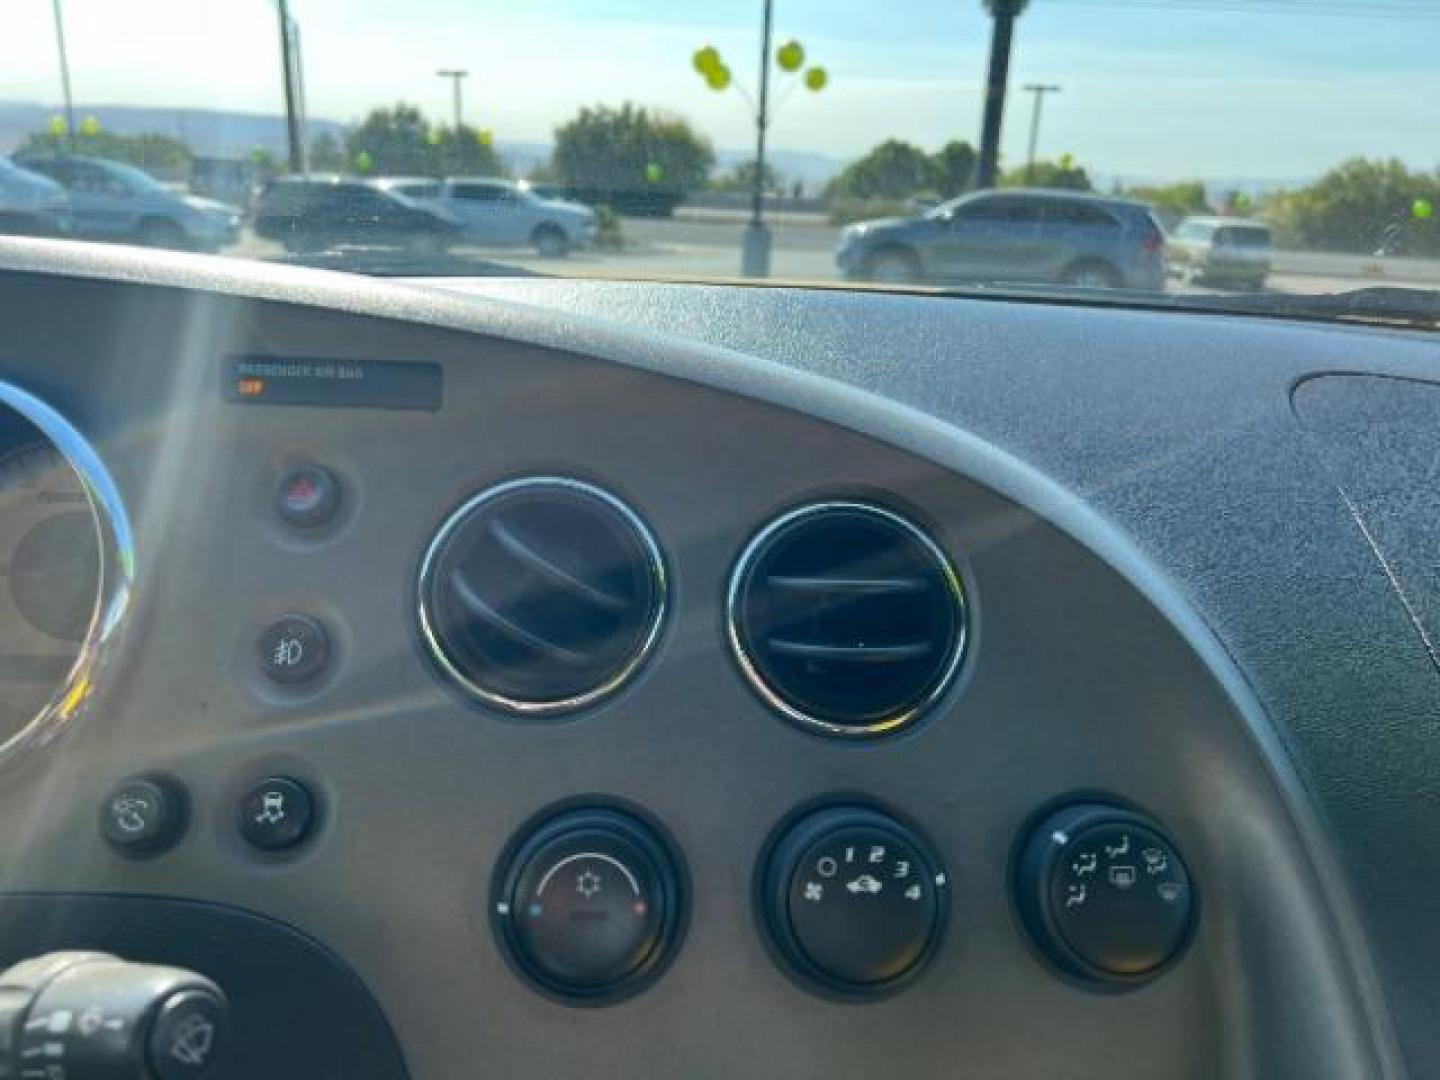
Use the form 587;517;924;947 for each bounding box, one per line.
758;804;948;999
492;805;687;1004
1015;802;1196;986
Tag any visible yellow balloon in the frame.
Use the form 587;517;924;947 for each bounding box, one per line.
804;66;828;92
426;127;443;146
706;65;731;92
48;115;67;136
477;128;494;147
776;40;804;72
693;46;720;76
79;116;101;137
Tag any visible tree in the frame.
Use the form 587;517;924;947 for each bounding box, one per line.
309;131;346;171
930;140;978;198
1003;154;1091;191
830;140;935;200
552;103;713;215
709;159;782;195
1122;180;1210;228
1219;189;1254;216
19;128;192;173
344;104;507;178
1263;158;1440;255
344;104;430;174
433;124;508;178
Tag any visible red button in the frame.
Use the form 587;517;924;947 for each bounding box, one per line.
275;465;340;528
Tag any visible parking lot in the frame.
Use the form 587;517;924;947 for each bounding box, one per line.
229;207;1440;295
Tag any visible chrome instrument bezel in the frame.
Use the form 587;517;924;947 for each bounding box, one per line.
0;381;134;769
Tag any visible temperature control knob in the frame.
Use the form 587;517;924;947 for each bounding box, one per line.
758;804;948;999
492;805;686;1004
1015;803;1196;986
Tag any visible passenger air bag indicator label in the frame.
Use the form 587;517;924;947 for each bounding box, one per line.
225;356;442;411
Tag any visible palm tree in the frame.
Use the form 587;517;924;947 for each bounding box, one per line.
977;0;1030;188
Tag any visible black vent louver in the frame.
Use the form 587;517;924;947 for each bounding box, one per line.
729;503;966;735
420;479;666;713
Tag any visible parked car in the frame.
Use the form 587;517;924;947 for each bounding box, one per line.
253;176;463;254
374;176;595;256
1170;216;1273;289
836;189;1168;289
0;158;72;237
518;181;571;203
12;155;239;252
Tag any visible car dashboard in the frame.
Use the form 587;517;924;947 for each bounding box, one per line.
0;238;1436;1078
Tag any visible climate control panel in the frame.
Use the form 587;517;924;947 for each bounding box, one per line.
483;797;1196;1006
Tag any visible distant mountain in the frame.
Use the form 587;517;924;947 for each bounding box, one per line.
501;142;843;187
714;147;845;188
1092;171;1313;199
0;101;346;158
0;100;848;187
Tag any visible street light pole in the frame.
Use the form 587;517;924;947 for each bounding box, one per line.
276;0;303;172
977;0;1028;189
437;69;469;129
50;0;76;151
741;0;775;278
289;18;310;174
1022;83;1060;181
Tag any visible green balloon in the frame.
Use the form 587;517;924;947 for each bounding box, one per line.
706;65;731;91
355;150;374;173
803;66;828;92
1415;198;1435;221
645;162;664;183
693;45;720;76
776;40;804;73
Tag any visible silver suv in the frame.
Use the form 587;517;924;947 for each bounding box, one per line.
1170;216;1273;289
14;155;240;252
837;189;1168;290
374;176;595;256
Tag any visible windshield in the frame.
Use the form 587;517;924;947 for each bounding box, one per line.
1219;226;1272;249
2;0;1437;320
925;197;967;221
99;159;170;195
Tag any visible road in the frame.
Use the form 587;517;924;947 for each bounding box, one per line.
231;209;1440;296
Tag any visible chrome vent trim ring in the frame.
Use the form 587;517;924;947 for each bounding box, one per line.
727;500;967;738
418;476;667;715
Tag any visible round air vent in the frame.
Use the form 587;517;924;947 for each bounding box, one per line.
419;478;666;714
728;502;966;737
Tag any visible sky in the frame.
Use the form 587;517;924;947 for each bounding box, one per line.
2;0;1437;182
